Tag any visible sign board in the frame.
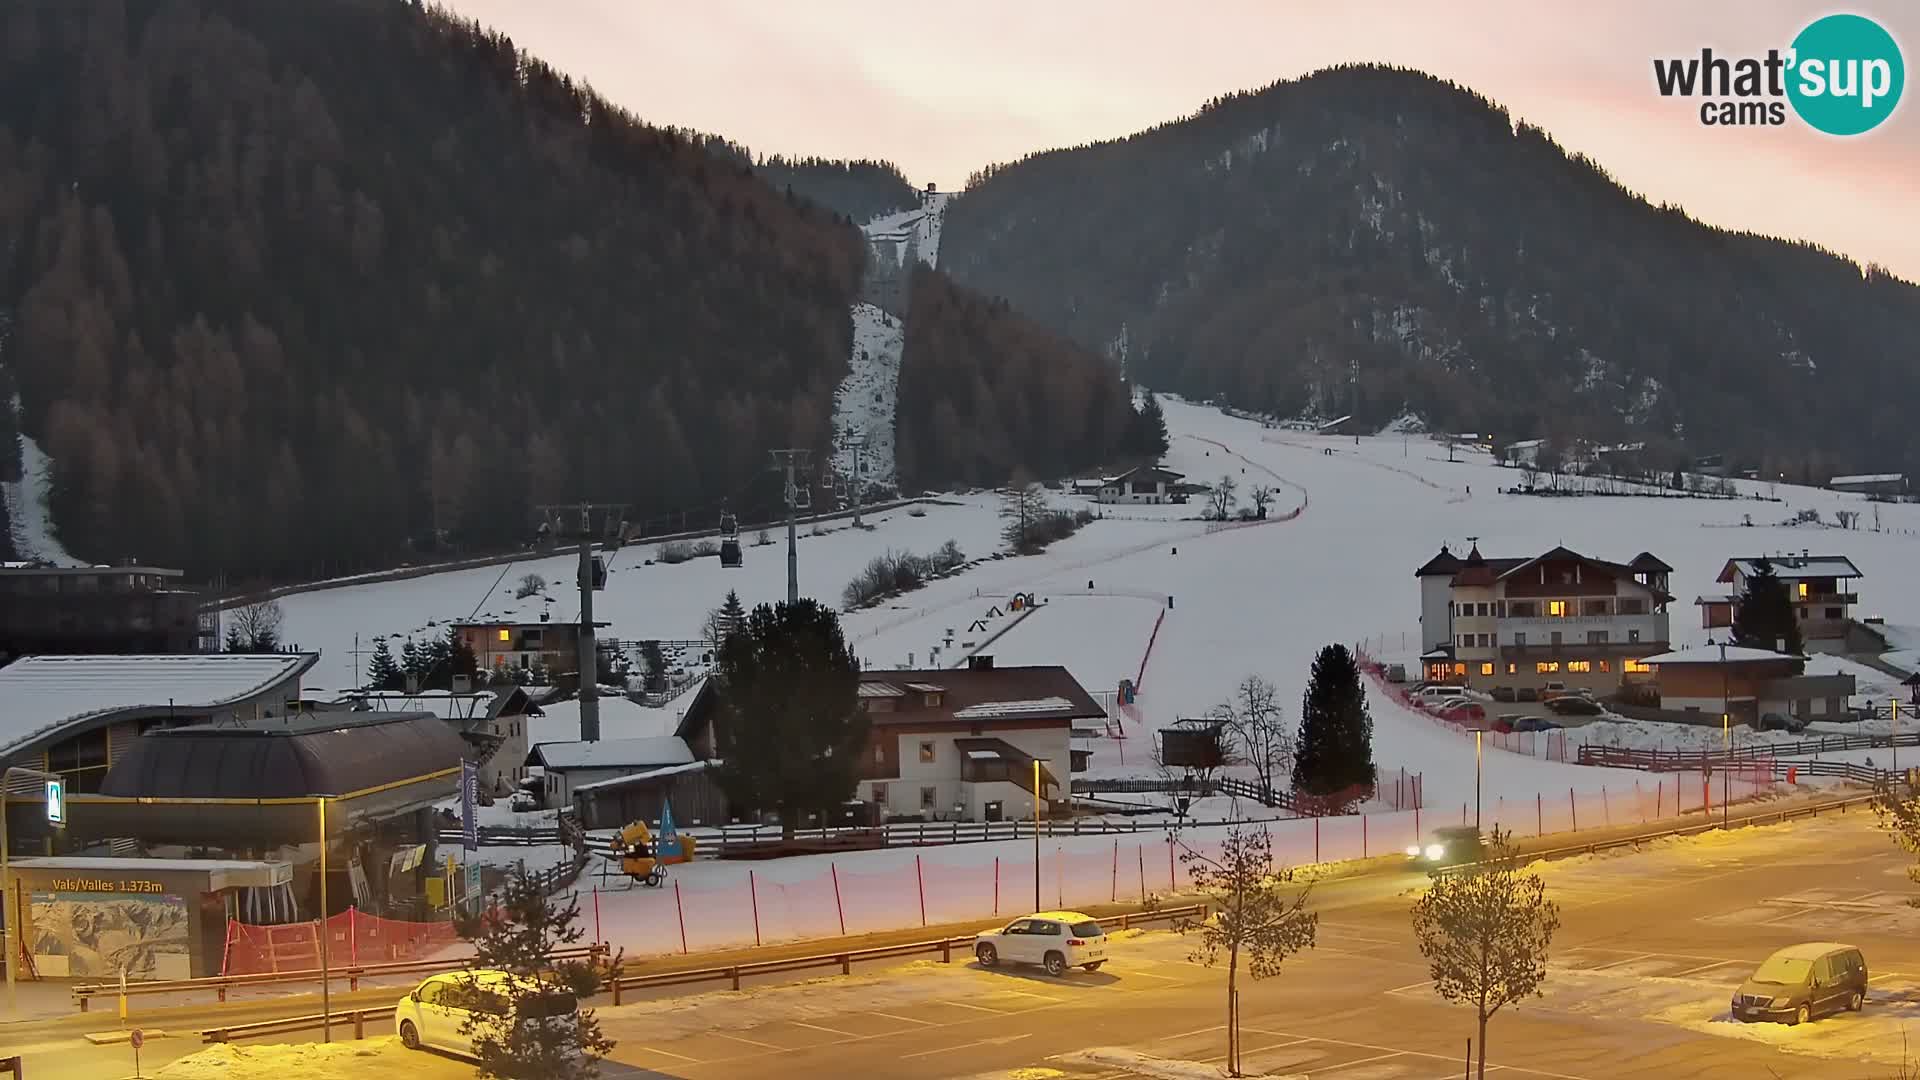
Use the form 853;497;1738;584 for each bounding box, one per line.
466;862;481;903
129;1028;145;1049
460;761;479;852
45;778;64;825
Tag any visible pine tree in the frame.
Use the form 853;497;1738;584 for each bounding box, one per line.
711;599;867;839
400;637;426;686
1129;392;1171;457
1293;643;1376;805
719;590;746;640
367;638;403;691
1731;556;1805;659
444;866;617;1079
446;624;479;688
223;625;246;653
425;630;453;686
638;641;667;693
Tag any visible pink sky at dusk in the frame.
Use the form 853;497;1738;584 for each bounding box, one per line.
442;1;1920;281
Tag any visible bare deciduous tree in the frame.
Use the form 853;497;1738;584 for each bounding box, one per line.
226;599;284;652
1208;474;1238;520
1210;675;1294;798
1175;825;1317;1077
1248;483;1274;517
515;572;548;599
1872;778;1920;906
1410;829;1561;1080
1000;479;1049;552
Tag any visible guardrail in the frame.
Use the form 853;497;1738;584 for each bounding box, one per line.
1579;731;1920;769
201;1007;392;1044
72;944;609;1013
603;903;1208;1004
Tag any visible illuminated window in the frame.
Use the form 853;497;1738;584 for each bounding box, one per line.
1798;582;1809;599
919;741;936;764
1507;663;1517;675
1598;660;1611;673
1453;663;1467;676
1566;660;1592;673
497;628;511;642
1548;600;1566;617
1624;659;1652;674
1480;663;1494;676
1535;661;1560;674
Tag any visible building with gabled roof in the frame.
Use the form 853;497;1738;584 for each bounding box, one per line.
1414;544;1671;694
1097;465;1185;505
1699;553;1864;643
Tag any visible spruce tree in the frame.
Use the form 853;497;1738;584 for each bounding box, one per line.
425;630;453;686
446;624;480;688
719;590;746;642
223;625;246;653
1731;556;1805;659
400;637;426;686
1130;392;1171;457
711;599;867;839
1293;643;1376;802
446;866;617;1079
367;638;403;691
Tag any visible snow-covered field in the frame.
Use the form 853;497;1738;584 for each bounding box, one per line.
1;424;79;565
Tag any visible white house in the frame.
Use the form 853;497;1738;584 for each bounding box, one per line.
528;735;695;807
1500;439;1545;468
1097;465;1184;505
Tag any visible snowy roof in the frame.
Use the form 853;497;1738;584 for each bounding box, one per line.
1718;556;1862;582
1693;594;1737;605
904;682;946;693
1829;473;1904;486
572;759;712;794
1503;439;1546;450
0;653;317;759
858;682;906;698
964;749;998;761
1640;645;1807;665
530;736;694;771
951;697;1077;720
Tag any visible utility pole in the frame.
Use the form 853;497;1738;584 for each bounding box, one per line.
539;503;625;742
848;432;867;529
769;450;813;604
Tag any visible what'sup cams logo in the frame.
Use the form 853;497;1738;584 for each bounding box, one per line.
1654;13;1904;134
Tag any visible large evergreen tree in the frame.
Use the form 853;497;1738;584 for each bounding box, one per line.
1731;556;1806;660
1128;392;1171;458
442;624;480;689
366;638;402;691
711;599;867;839
1293;643;1376;803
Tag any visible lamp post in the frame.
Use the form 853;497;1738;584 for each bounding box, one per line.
317;797;331;1042
1474;730;1483;832
1032;760;1043;911
1720;640;1730;829
2;765;61;1016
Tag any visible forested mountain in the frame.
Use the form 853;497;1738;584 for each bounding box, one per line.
0;0;865;579
895;266;1136;490
690;136;919;225
942;65;1920;481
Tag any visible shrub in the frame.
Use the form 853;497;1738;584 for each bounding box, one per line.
656;540;718;564
841;541;965;610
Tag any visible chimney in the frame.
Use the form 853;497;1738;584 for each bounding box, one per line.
969;654;994;671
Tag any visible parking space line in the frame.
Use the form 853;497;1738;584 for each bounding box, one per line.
788;1020;860;1037
939;999;1012;1014
1670;960;1743;978
1384;978;1432;993
1321;1050;1410;1072
1157;1023;1226;1041
1121;969;1186;982
994;989;1065;1001
636;1045;703;1063
898;1032;1034;1060
708;1032;783;1050
1587;952;1654;971
1235;1027;1597;1080
867;1010;936;1025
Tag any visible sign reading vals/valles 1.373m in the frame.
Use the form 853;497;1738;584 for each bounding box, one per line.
48;878;167;893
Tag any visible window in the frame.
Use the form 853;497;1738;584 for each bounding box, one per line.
1506;663;1517;675
1582;599;1610;616
873;744;885;765
1453;663;1467;676
925;692;944;707
1799;582;1810;599
1477;603;1490;617
920;786;937;809
918;741;936;764
1566;660;1592;673
1495;602;1507;618
1617;597;1647;615
1514;632;1527;647
1480;663;1494;676
1599;660;1611;673
872;783;888;804
1548;600;1566;617
1536;661;1559;674
1624;659;1651;674
498;628;511;642
1510;601;1538;618
1458;634;1471;648
1587;630;1609;645
1628;629;1641;643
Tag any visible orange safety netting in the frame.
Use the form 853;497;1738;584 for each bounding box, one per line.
222;909;460;975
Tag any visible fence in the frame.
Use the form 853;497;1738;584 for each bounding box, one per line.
1575;745;1900;787
223;907;460;977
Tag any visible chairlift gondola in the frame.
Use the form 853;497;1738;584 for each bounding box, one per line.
719;510;743;568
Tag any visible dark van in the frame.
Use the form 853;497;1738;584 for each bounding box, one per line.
1732;943;1867;1025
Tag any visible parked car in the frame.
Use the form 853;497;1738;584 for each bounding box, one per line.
1512;716;1560;733
1760;712;1810;734
1405;825;1485;868
1490;686;1517;703
974;911;1109;976
1732;943;1867;1025
1489;715;1515;733
1440;702;1486;723
1516;686;1540;702
1545;695;1604;717
1415;685;1469;706
1540;683;1592;702
396;970;582;1059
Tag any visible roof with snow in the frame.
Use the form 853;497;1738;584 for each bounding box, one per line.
0;653;318;760
529;736;694;771
1716;556;1863;583
1640;645;1807;665
571;759;712;793
1829;473;1904;487
1437;545;1672;596
1105;465;1185;485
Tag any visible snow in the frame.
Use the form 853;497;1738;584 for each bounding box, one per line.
0;652;316;759
830;303;905;491
0;424;81;566
951;696;1078;719
1724;555;1861;580
156;1040;419;1080
526;695;679;746
530;735;692;769
573;759;711;792
1830;473;1903;486
1643;645;1806;665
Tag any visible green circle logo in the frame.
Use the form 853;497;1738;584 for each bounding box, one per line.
1787;14;1905;135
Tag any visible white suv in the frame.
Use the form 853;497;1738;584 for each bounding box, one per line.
974;911;1108;976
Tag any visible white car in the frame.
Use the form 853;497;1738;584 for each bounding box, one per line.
1415;685;1469;704
974;911;1108;976
395;970;581;1059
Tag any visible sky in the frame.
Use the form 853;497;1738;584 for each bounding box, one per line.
440;1;1920;281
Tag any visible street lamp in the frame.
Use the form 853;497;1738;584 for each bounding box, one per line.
1032;760;1043;911
2;765;61;1016
1720;640;1730;830
1474;730;1483;832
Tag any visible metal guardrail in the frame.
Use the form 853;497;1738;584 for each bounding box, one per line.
1579;731;1920;768
72;945;608;1013
201;1007;391;1044
603;903;1210;1004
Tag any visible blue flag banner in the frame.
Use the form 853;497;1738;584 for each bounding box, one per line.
658;798;678;859
460;761;479;852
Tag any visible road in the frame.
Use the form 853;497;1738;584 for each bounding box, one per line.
15;811;1920;1078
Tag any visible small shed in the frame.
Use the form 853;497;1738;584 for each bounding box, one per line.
1157;718;1228;769
528;736;696;806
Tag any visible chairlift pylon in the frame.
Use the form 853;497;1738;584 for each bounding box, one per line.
719;510;743;568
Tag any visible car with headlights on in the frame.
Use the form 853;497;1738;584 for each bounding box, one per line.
1406;825;1486;869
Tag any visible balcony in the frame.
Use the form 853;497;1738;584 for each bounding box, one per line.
1794;592;1857;606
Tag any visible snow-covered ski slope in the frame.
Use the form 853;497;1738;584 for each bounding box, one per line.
281;395;1920;808
1;427;80;566
828;192;951;492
